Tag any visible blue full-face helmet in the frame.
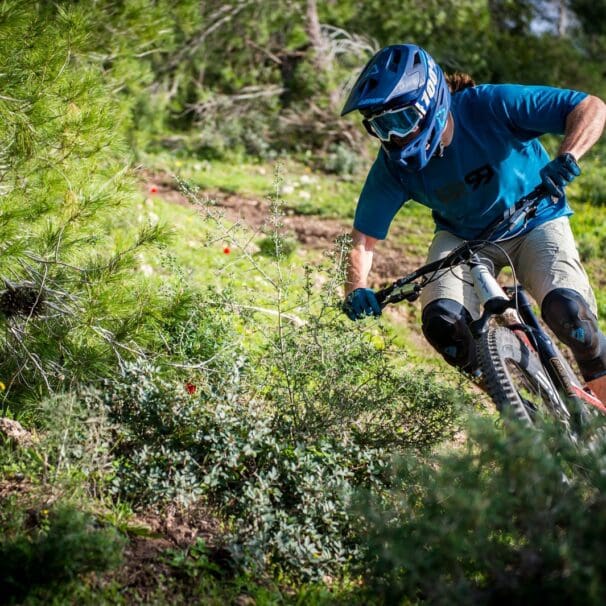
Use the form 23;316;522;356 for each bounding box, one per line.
341;44;451;172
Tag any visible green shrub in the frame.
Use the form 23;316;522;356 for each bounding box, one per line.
357;415;606;605
321;143;366;176
0;504;124;604
95;184;464;578
255;293;465;448
182;178;465;449
192;400;391;579
98;361;391;579
257;234;298;259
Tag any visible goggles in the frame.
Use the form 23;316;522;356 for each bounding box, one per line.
363;104;424;142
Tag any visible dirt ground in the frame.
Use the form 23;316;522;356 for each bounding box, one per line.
112;505;233;601
146;170;424;288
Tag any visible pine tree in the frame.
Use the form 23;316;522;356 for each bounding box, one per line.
0;2;167;406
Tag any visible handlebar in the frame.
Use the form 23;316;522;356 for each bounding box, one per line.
375;184;551;308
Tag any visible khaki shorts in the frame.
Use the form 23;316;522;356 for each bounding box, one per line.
419;216;597;319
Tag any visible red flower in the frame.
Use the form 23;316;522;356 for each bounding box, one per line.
185;382;196;395
223;247;231;254
149;185;158;194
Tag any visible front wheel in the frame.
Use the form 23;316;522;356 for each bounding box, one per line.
478;326;571;427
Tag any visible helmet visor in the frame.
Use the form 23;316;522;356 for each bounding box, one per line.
365;105;423;142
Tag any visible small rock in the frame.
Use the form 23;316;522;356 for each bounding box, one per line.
0;418;37;447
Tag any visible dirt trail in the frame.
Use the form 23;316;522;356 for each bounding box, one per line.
147;172;425;287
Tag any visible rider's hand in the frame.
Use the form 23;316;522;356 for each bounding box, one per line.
539;153;581;198
343;288;381;321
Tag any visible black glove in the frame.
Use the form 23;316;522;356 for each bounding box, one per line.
343;288;381;321
539;153;581;198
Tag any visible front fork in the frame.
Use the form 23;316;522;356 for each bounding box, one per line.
467;258;579;416
467;256;567;376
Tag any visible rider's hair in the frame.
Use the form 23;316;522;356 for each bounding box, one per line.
445;72;476;93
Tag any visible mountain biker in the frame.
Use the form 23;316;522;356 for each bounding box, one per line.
341;43;606;403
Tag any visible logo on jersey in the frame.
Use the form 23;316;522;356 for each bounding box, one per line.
464;164;495;191
435;164;496;204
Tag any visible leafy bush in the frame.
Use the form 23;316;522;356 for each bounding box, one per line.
98;273;467;580
183;176;466;449
192;401;391;579
258;309;465;448
0;504;124;604
321;143;366;176
257;234;298;259
99;361;391;579
357;415;606;605
97;182;464;579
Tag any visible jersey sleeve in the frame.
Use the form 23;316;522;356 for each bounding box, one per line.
353;151;409;240
488;84;588;140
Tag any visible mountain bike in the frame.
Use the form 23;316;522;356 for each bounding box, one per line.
375;185;606;437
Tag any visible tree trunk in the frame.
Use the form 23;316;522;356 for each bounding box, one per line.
306;0;329;71
306;0;339;109
557;0;568;36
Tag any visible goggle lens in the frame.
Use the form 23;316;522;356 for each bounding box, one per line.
365;105;423;142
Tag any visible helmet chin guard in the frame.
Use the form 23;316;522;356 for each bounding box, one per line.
342;44;451;172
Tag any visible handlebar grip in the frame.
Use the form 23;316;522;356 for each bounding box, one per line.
376;283;420;307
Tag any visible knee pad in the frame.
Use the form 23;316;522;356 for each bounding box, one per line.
541;287;606;380
422;298;477;372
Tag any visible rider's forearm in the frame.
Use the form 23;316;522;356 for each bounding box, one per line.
559;94;606;161
345;229;378;295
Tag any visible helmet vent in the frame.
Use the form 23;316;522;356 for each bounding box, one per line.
387;48;402;72
413;52;422;66
361;79;378;95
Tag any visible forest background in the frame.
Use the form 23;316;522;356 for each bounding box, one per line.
2;1;606;604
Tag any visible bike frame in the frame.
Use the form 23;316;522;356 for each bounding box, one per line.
374;185;606;416
506;287;606;414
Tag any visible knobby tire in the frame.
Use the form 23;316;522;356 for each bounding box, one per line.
478;326;567;426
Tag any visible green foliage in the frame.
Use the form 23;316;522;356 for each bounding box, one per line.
164;538;223;581
22;0;603;166
569;0;606;37
257;234;298;259
357;415;606;605
576;155;606;206
92;242;464;579
323;0;491;77
193;402;389;579
0;503;124;604
161;539;348;606
258;304;463;449
321;143;366;176
0;2;173;406
98;360;391;579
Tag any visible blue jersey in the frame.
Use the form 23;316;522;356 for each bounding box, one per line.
354;84;587;240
